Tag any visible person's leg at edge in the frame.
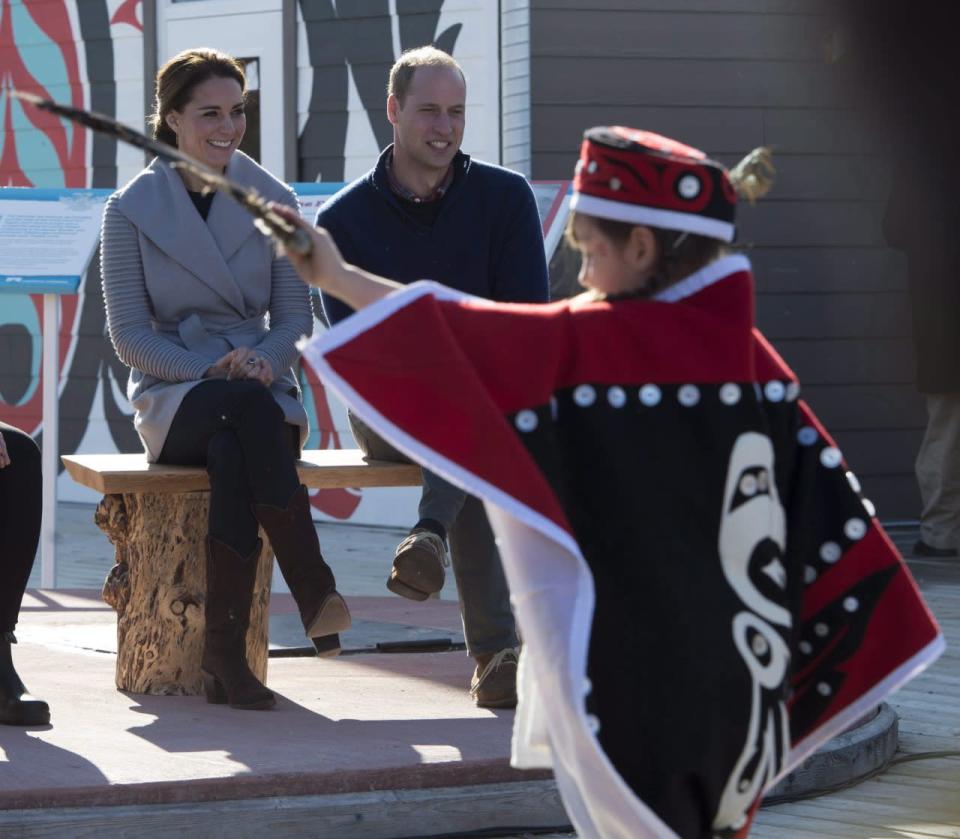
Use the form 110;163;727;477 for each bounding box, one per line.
0;422;50;725
448;497;520;709
915;392;960;556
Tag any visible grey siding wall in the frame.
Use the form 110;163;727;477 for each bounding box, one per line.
530;1;922;520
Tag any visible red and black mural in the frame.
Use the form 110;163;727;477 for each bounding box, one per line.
0;0;466;522
0;0;135;467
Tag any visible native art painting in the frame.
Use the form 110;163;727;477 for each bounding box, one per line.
0;0;133;469
0;0;472;523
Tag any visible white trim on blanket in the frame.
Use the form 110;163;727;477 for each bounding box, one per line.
653;253;751;303
305;280;490;356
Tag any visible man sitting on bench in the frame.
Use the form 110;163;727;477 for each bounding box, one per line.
315;47;549;708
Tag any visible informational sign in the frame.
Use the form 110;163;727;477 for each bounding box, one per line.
291;183;343;222
531;181;573;260
0;187;111;588
0;189;112;295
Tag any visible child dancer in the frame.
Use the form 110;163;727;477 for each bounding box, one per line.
276;127;942;838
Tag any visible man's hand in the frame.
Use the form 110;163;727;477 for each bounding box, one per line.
205;348;274;386
0;431;9;469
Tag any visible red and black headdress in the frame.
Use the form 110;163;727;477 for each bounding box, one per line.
571;126;738;243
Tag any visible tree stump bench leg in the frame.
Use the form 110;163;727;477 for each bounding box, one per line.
95;491;273;695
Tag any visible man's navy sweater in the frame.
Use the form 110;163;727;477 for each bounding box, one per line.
317;146;549;325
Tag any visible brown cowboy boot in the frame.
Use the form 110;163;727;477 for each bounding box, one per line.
252;485;351;657
201;537;275;710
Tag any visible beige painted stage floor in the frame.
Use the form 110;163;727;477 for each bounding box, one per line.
5;511;568;837
4;594;523;807
3;589;565;837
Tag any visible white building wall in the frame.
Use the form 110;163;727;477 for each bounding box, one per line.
292;1;510;527
500;0;532;176
108;0;147;187
296;1;502;184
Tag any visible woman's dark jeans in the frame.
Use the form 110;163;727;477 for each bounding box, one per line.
159;380;301;556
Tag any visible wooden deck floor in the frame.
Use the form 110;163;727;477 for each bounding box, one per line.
753;535;960;838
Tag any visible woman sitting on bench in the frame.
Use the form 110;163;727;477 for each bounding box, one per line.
99;47;350;711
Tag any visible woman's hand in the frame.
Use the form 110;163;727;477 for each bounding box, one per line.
0;431;9;469
205;348;274;386
242;353;274;387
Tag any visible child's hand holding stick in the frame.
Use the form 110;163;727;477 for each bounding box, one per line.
269;203;403;312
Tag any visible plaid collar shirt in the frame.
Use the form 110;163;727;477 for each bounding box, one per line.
385;148;454;203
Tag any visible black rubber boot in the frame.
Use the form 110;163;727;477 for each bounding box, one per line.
201;537;275;710
253;485;351;657
0;632;50;725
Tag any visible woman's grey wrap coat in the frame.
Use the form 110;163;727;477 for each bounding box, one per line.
100;151;312;461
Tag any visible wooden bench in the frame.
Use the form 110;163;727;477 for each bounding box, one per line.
61;450;422;696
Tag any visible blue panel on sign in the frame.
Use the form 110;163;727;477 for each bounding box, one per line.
0;188;113;200
0;275;81;294
290;183;346;197
0;188;110;295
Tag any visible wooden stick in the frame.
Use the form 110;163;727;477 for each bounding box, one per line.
12;89;313;256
